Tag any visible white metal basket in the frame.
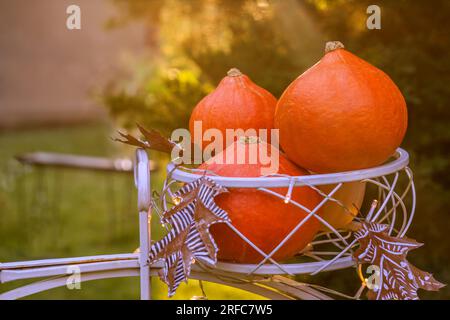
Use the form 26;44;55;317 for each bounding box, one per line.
0;148;414;300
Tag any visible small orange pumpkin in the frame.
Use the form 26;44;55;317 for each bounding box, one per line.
318;181;366;231
199;138;321;263
275;41;408;173
189;68;277;150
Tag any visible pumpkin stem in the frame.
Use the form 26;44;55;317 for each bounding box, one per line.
325;41;345;53
227;68;243;77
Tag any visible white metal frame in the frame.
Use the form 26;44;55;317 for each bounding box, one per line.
0;148;414;300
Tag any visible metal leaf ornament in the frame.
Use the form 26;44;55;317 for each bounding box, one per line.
149;177;230;297
353;222;445;300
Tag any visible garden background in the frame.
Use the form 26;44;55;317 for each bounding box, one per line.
0;0;449;299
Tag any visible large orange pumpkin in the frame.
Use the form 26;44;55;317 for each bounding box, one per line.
199;138;321;263
189;68;277;150
275;41;408;173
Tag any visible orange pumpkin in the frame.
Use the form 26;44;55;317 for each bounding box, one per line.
199;138;321;263
275;41;408;173
189;68;277;150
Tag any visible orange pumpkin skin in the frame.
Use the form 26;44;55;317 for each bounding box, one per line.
199;140;321;263
189;68;277;149
275;42;408;173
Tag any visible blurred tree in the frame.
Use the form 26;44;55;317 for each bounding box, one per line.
103;59;212;136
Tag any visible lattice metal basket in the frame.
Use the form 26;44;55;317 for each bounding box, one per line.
149;147;415;299
0;148;415;300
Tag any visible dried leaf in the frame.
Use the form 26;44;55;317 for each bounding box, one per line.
354;222;445;300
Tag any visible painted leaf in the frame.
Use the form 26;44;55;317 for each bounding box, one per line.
161;176;229;241
149;177;230;297
158;251;189;296
149;228;190;262
151;224;221;296
354;222;445;300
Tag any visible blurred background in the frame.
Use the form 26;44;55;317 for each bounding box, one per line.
0;0;449;299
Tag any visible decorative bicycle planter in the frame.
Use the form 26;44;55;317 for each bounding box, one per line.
0;147;443;300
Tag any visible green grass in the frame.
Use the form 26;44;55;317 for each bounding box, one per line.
0;123;261;300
